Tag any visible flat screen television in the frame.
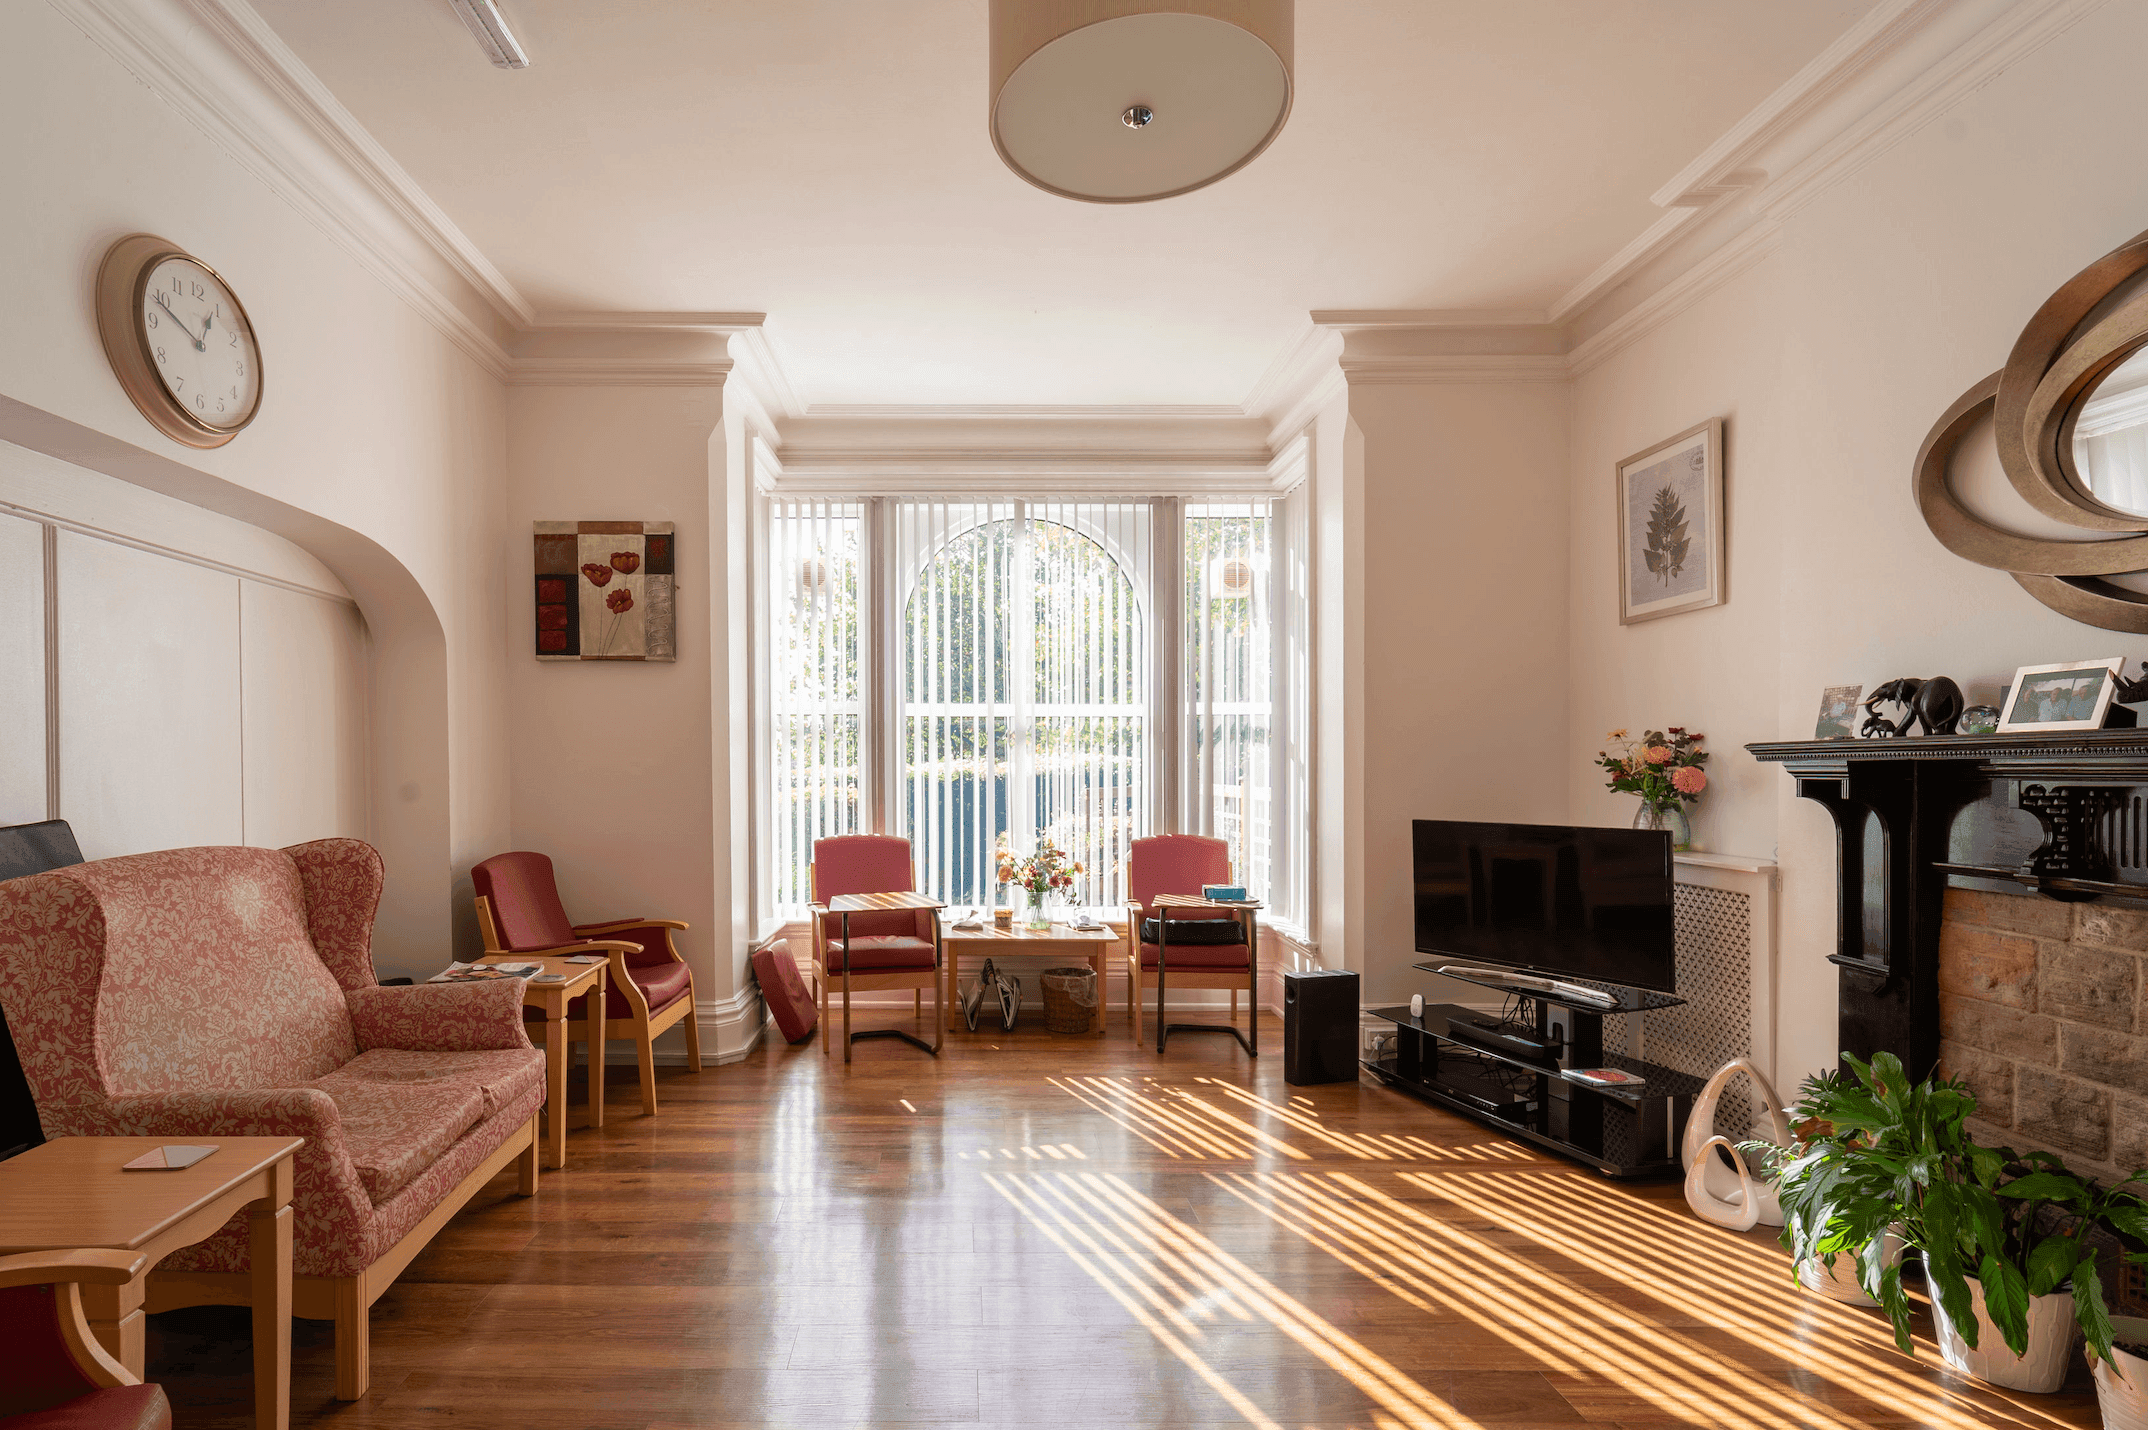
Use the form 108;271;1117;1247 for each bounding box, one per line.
1412;819;1676;994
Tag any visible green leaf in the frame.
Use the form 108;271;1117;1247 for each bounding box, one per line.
2079;1251;2118;1369
2025;1234;2081;1298
2000;1170;2089;1208
1877;1259;1916;1355
2102;1200;2148;1248
1979;1254;2032;1357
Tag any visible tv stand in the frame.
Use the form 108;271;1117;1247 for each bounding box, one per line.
1363;965;1701;1177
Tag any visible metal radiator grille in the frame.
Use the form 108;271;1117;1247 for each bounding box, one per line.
1643;883;1756;1140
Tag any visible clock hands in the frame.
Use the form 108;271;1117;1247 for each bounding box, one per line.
153;293;208;352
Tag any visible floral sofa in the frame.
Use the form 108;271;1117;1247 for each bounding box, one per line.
0;839;545;1401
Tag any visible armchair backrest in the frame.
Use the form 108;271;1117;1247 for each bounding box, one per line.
470;852;577;952
811;836;931;941
1128;834;1233;921
0;846;362;1111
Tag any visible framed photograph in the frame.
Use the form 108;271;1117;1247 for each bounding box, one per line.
1617;418;1725;624
1815;685;1862;740
1996;658;2124;733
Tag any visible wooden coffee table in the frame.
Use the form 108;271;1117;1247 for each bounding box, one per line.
474;954;607;1169
944;920;1124;1035
0;1135;300;1430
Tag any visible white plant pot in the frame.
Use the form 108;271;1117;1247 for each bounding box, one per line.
2092;1316;2148;1430
1929;1279;2077;1394
1796;1231;1904;1308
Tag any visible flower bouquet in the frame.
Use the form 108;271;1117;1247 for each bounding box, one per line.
995;834;1083;931
1596;727;1707;848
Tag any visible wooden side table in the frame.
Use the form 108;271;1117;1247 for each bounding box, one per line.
0;1135;301;1430
476;954;607;1169
943;921;1120;1035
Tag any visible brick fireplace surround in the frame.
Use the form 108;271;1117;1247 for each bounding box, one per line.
1939;886;2148;1179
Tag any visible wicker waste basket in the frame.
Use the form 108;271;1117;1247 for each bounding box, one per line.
1039;966;1098;1034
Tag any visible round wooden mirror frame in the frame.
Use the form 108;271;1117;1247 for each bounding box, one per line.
1916;226;2148;632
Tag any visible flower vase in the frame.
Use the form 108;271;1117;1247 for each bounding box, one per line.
1634;800;1693;852
1023;886;1052;931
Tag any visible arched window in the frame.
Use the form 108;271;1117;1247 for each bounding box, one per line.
899;502;1148;908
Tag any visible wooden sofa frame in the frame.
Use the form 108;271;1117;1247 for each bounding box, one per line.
143;1112;540;1400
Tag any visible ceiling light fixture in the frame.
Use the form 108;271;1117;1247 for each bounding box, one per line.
989;1;1292;204
446;0;530;69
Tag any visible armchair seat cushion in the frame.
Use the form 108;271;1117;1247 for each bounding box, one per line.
4;1384;171;1430
819;935;937;972
1137;942;1252;971
521;960;694;1024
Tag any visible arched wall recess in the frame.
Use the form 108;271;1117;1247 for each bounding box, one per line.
1918;227;2148;631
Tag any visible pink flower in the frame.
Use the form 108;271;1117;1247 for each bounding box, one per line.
1672;766;1707;795
1643;746;1673;764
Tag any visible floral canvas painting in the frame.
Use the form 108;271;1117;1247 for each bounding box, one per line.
1616;419;1724;624
533;520;676;662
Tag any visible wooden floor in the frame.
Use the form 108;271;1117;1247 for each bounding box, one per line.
146;1010;2105;1429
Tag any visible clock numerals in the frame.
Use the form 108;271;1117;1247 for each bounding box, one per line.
155;345;166;364
173;377;184;394
146;309;158;330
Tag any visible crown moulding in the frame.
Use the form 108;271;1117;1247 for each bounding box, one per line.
69;0;2111;417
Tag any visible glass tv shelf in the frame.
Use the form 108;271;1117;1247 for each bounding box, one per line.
1411;961;1685;1014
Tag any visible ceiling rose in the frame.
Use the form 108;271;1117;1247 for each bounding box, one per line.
989;1;1294;204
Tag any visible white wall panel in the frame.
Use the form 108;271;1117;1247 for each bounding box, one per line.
241;583;368;850
57;532;243;860
0;512;44;826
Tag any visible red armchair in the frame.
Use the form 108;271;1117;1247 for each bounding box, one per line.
808;836;943;1063
471;852;702;1116
1124;834;1258;1055
0;1250;166;1428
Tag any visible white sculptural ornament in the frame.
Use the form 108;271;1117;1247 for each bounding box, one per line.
1681;1057;1793;1231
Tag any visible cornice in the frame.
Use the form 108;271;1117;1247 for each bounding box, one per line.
178;0;535;326
1566;221;1783;377
1335;354;1570;386
54;0;516;380
508;359;734;389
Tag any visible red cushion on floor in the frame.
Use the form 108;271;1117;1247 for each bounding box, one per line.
3;1384;170;1429
820;935;937;972
521;959;692;1022
1138;942;1252;970
751;940;818;1044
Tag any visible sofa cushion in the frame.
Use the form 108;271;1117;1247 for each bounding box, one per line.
310;1048;548;1204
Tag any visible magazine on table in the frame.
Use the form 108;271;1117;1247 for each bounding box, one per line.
428;961;543;983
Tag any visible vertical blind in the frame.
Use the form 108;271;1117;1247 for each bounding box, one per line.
761;493;1299;924
894;500;1150;910
1183;501;1274;901
765;499;864;913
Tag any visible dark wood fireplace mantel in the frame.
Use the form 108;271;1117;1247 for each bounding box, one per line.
1748;730;2148;1078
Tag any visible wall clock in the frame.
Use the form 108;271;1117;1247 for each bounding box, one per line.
94;233;263;449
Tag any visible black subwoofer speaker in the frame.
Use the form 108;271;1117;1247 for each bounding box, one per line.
1283;969;1360;1085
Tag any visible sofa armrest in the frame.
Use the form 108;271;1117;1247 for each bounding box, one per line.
85;1087;341;1142
345;980;534;1052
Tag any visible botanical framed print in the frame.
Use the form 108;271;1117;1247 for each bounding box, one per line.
1815;685;1862;740
1996;657;2123;732
533;520;676;661
1617;418;1724;625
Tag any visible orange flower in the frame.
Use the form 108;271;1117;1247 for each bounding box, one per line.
606;589;634;614
610;551;641;574
581;562;613;587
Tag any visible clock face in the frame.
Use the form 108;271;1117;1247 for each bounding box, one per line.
138;256;260;432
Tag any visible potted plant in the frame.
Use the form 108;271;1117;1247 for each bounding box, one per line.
1750;1066;1902;1307
1593;727;1706;850
994;833;1082;931
1770;1052;2148;1393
